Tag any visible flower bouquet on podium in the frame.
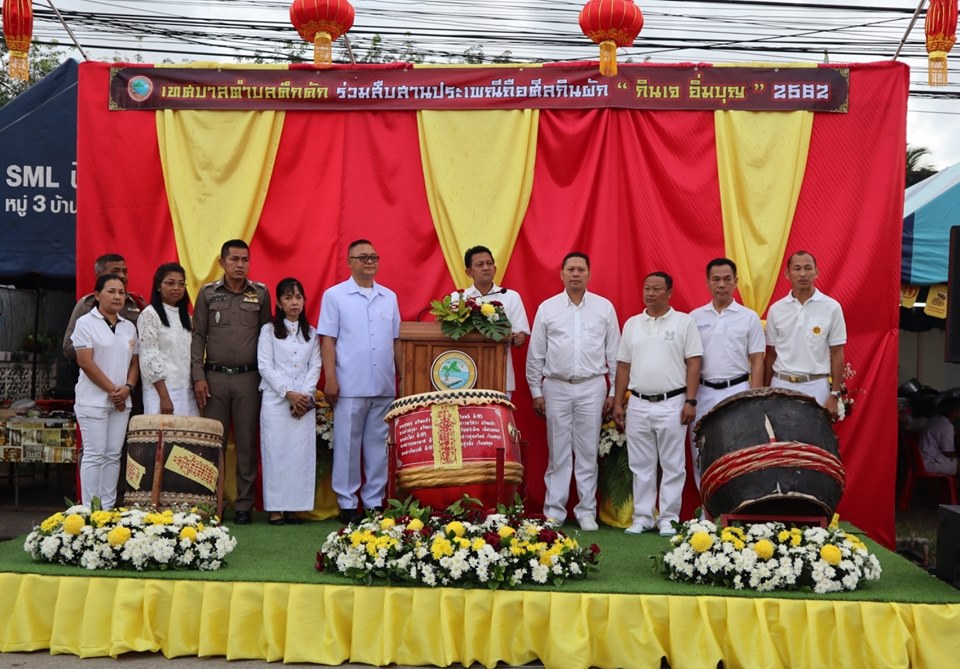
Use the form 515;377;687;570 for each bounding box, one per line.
430;293;512;341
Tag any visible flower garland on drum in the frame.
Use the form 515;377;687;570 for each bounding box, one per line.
23;501;237;571
659;518;881;594
317;497;601;588
430;293;512;341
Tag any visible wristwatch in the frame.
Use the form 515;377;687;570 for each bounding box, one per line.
125;383;135;391
830;390;842;399
684;398;698;407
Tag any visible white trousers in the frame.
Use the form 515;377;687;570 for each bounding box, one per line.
541;376;606;523
625;394;686;527
771;376;829;405
689;380;750;489
75;403;131;509
332;396;391;510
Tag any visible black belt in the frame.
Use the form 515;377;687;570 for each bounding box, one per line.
701;373;750;390
205;363;257;375
630;387;686;402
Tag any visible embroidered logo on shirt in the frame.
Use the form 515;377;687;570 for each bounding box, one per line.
664;331;675;341
811;325;823;336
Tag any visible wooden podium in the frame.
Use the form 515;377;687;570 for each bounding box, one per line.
398;322;508;396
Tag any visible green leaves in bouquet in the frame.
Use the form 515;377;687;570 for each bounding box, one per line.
472;308;511;342
598;444;631;508
430;295;474;340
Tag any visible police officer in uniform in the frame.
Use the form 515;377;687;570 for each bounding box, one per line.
191;240;271;524
63;253;146;361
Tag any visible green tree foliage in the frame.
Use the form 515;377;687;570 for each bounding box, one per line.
0;40;68;107
906;145;937;187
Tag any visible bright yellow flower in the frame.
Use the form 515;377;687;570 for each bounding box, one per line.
407;518;424;531
63;514;86;535
90;510;115;527
472;537;486;551
480;303;496;316
497;526;516;538
829;513;840;529
753;539;775;560
40;512;64;533
107;526;131;546
455;537;470;550
510;541;527;556
431;537;454;559
350;531;364;547
777;530;791;543
539;553;556;566
179;526;198;543
820;544;842;565
844;533;866;551
720;529;745;550
689;531;714;553
197;522;205;532
380;517;396;530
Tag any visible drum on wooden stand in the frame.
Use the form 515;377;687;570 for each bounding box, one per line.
385;389;523;510
694;387;845;520
124;415;225;516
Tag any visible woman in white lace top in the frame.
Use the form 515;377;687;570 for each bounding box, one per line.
138;263;199;416
258;277;322;525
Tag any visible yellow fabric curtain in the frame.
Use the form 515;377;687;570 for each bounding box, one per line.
714;63;816;315
156;109;285;300
3;574;959;668
154;62;289;299
418;108;538;287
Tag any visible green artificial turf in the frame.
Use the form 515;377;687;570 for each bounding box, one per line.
3;514;959;604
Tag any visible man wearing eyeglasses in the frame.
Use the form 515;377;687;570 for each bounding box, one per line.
318;239;401;525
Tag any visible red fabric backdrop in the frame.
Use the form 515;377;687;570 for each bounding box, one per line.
76;61;906;546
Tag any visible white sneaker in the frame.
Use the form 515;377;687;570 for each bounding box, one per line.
578;518;599;532
659;523;677;537
624;522;653;535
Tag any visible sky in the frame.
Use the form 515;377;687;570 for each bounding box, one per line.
14;0;960;169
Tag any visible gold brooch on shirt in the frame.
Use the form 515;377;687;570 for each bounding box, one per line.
811;325;822;336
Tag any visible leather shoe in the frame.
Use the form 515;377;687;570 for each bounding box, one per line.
338;508;361;524
269;515;285;526
234;511;252;525
283;513;303;525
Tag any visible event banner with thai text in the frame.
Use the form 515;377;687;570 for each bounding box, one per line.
109;65;850;112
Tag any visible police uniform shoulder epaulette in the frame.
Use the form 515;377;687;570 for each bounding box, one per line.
250;280;267;289
203;280;221;290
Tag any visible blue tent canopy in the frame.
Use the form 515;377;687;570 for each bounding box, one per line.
902;161;960;286
0;60;78;279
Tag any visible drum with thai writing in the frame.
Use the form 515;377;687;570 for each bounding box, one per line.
124;414;224;514
694;387;845;519
385;389;523;510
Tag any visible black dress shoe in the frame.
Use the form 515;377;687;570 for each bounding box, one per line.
269;515;285;526
338;508;360;524
234;511;252;525
283;513;303;525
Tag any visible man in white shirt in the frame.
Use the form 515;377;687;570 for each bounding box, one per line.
318;239;402;524
689;258;766;488
526;252;620;531
613;272;702;536
764;250;847;419
451;246;530;397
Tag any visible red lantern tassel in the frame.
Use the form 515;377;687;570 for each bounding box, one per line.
599;40;617;77
314;31;332;67
8;49;28;81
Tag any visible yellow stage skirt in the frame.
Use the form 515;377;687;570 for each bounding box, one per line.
2;573;958;668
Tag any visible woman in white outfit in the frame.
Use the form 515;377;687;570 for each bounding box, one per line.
72;274;139;509
138;263;199;416
257;277;322;525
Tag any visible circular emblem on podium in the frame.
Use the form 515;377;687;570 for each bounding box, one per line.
430;350;478;391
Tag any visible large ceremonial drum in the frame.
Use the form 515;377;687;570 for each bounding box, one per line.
694;387;845;519
124;415;225;513
386;389;523;510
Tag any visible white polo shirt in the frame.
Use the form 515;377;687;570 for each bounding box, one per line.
71;309;139;408
452;284;530;393
526;291;620;399
691;300;765;382
617;307;702;394
765;289;846;375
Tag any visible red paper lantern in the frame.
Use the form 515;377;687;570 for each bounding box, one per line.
3;0;33;81
289;0;355;67
925;0;958;85
579;0;644;77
